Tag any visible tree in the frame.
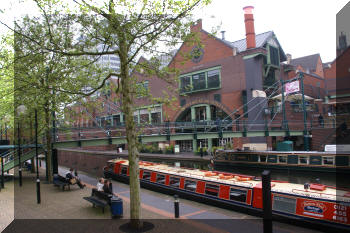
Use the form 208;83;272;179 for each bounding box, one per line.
3;0;212;228
11;15;111;181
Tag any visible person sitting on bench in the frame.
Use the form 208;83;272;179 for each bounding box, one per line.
103;179;113;195
96;178;104;191
66;168;85;189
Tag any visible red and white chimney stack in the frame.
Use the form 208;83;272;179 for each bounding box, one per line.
243;6;256;49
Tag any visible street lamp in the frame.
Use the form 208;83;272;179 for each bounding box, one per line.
35;109;41;204
17;104;27;187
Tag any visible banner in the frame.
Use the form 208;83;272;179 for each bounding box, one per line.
285;80;300;95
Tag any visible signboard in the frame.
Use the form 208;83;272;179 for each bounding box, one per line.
295;198;350;225
174;145;180;153
285;80;300;95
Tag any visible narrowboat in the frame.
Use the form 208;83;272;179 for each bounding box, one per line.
104;159;350;231
214;150;350;173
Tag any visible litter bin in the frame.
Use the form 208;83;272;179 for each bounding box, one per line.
110;196;123;218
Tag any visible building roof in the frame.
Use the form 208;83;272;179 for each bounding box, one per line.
290;54;320;72
210;30;286;61
229;31;274;53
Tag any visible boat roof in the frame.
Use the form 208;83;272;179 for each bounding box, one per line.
108;159;350;202
217;150;349;155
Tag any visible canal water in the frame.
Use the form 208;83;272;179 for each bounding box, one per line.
142;158;347;188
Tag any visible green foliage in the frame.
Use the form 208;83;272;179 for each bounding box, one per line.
164;145;174;154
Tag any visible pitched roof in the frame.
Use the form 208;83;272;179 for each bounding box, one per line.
290;54;320;71
214;30;286;61
229;31;274;52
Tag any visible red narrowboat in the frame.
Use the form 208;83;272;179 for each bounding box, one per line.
104;159;350;231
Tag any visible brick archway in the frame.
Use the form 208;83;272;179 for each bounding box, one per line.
171;98;233;122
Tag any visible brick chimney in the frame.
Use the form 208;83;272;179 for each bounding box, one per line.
243;6;256;49
190;19;202;32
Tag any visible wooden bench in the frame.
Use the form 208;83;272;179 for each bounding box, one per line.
83;189;111;213
53;175;71;191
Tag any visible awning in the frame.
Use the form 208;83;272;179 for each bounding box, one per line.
271;93;314;101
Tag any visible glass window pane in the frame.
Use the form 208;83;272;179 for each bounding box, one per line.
151;112;161;124
207;69;220;88
192;72;206;90
184;179;197;191
205;183;219;197
156;174;166;184
169;176;180;188
142;171;151;180
181;76;191;92
230;188;247;202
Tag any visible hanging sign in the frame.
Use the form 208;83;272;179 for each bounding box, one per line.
285;80;300;95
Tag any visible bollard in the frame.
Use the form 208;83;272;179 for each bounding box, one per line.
19;168;22;187
174;195;179;218
262;170;272;233
36;179;41;204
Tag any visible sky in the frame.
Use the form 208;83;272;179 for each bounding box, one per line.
1;0;348;63
194;0;349;62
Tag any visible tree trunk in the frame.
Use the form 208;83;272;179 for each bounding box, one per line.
44;106;53;182
29;115;35;173
119;45;142;229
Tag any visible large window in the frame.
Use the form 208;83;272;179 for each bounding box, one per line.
180;67;221;93
192;72;206;90
269;46;280;66
278;155;287;164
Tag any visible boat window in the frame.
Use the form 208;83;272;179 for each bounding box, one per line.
259;155;267;163
205;183;219;197
169;176;180;188
272;195;297;214
229;188;247;202
156;174;166;184
278;155;287;163
121;166;128;175
184;179;197;192
109;163;114;169
322;156;334;165
142;171;151;180
299;156;309;165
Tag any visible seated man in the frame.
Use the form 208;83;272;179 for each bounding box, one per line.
103;179;113;195
66;168;85;189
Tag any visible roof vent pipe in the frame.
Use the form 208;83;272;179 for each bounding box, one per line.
221;31;226;40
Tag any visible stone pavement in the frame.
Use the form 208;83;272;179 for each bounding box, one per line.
0;172;14;232
1;166;323;233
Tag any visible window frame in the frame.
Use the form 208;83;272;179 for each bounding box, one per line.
180;66;221;94
322;156;335;166
298;156;309;165
278;155;287;164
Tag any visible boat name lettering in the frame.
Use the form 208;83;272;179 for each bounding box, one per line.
303;201;326;214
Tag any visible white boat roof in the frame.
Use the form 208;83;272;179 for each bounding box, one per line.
108;159;350;202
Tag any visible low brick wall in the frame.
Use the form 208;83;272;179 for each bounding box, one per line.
57;149;118;177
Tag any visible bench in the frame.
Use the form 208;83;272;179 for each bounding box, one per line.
83;189;112;213
53;175;71;191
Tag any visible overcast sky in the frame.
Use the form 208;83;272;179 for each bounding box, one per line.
194;0;349;62
1;0;348;63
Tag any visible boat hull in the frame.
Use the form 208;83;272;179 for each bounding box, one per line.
104;170;350;232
